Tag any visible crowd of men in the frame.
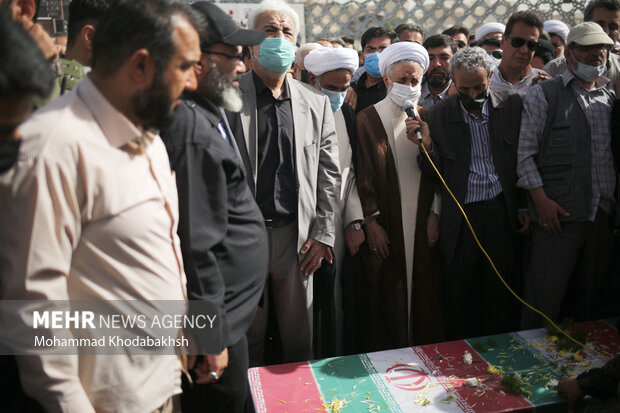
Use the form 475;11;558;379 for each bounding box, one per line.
0;0;619;411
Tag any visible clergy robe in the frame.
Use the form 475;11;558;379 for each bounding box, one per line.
314;104;363;358
355;97;444;351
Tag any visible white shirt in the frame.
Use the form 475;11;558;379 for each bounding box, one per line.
1;76;186;413
490;65;547;96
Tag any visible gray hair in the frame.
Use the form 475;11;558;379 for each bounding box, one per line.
295;42;322;67
386;59;422;80
247;0;300;38
449;47;494;79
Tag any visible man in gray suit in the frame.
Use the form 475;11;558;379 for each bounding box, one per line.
226;0;340;365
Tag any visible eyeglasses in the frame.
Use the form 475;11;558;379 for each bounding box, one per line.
456;41;467;48
572;44;612;53
491;50;503;59
508;36;539;51
202;49;244;61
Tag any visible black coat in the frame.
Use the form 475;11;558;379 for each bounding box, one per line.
418;89;524;264
161;92;268;352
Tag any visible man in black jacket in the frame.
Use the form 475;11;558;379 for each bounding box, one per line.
411;47;529;340
160;3;267;412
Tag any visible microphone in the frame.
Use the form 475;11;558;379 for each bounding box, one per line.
403;100;423;145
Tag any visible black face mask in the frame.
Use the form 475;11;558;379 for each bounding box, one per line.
458;89;488;111
0;139;21;174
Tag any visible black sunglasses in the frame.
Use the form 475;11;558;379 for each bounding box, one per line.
202;49;244;61
508;36;539;51
456;41;467;48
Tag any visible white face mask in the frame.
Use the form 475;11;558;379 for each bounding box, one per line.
571;50;607;82
388;81;422;108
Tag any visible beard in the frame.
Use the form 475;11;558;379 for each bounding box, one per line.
133;70;175;131
425;67;450;89
201;60;243;112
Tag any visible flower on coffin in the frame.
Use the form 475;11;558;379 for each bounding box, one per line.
463;351;473;365
464;377;480;387
501;372;532;398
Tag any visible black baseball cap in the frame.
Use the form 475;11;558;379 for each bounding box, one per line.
191;2;265;47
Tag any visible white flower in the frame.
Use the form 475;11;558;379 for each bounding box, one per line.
463;351;473;365
545;379;559;389
464;377;479;387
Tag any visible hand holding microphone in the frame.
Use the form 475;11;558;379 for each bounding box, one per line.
403;100;432;149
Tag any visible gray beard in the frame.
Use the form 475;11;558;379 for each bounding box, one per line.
202;61;243;112
219;85;243;112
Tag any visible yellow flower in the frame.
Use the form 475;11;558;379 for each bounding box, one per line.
573;353;583;362
322;396;349;413
488;365;504;375
547;335;559;344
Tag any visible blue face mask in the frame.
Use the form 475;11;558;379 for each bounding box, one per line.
570;51;607;82
257;37;296;73
321;87;346;112
364;53;382;78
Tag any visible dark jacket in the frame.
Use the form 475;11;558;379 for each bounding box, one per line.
418;89;524;264
161;92;268;352
576;354;620;412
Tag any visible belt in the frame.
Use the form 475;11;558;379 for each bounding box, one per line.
467;192;504;206
264;215;295;229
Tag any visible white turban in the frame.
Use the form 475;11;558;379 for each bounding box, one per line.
295;43;323;69
544;20;570;44
378;41;429;77
475;22;506;41
304;47;359;76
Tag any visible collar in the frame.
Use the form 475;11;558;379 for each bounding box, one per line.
77;75;153;148
182;90;224;125
561;69;611;89
422;80;451;99
493;64;539;85
252;70;291;100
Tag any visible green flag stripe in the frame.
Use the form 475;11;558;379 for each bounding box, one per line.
310;354;401;412
467;333;567;409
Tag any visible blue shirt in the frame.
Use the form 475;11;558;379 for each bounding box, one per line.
460;100;503;203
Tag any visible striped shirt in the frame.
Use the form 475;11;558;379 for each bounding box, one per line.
516;70;616;220
461;100;503;203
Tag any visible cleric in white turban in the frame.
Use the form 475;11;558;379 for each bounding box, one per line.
353;31;443;352
378;41;429;78
544;20;569;44
304;46;359;77
474;22;506;41
303;43;366;348
544;20;570;58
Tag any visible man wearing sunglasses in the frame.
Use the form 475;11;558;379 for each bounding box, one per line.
490;11;550;95
518;22;616;329
159;2;268;412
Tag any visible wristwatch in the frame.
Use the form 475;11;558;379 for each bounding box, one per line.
348;221;363;231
